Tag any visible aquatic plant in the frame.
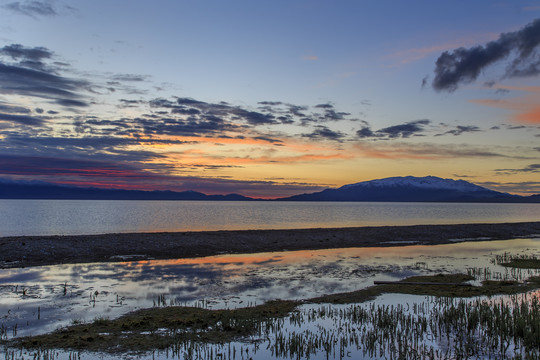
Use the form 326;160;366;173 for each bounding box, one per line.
5;273;540;359
494;252;540;269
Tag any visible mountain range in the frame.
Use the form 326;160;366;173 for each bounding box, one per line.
278;176;540;203
1;176;539;203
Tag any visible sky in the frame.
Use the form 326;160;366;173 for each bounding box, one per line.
0;0;539;198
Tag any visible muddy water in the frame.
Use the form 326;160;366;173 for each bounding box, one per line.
1;237;539;341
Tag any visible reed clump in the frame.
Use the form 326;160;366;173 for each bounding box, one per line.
5;273;540;359
8;300;299;353
494;252;540;269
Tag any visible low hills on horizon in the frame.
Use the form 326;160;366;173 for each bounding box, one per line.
0;176;539;203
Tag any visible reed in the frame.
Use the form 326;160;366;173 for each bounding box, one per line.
4;274;540;359
494;252;540;269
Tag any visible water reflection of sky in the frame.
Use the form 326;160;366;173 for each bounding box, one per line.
1;237;539;340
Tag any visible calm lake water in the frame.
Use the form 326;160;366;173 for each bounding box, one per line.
2;237;540;359
0;200;539;237
1;237;539;339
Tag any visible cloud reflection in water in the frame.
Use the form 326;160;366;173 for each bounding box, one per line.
1;237;539;339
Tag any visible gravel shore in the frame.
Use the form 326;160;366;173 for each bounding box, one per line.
1;222;539;269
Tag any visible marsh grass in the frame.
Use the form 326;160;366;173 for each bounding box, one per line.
5;273;540;359
494;252;540;269
8;300;299;353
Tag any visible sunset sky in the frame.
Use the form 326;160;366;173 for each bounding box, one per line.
1;1;540;198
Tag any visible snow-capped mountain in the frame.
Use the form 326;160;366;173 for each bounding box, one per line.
340;176;488;192
279;176;527;202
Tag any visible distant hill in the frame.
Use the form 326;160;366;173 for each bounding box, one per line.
278;176;540;203
1;176;539;202
0;181;253;201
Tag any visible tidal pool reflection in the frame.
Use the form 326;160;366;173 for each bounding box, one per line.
1;237;539;340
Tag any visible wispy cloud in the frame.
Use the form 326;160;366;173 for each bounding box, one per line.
0;154;327;198
353;142;519;160
0;112;46;126
494;163;540;174
435;125;482;136
469;86;540;124
0;44;91;108
3;1;57;18
476;180;540;195
387;33;497;65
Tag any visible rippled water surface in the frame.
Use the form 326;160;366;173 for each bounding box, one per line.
1;200;539;236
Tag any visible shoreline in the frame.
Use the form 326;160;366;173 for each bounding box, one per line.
1;221;540;269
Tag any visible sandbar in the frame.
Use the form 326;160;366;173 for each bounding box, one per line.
1;222;539;269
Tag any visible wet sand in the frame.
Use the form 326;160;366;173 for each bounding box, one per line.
1;222;539;269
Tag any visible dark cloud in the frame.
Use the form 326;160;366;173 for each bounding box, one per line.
375;143;514;159
257;101;283;106
176;97;208;106
358;119;431;139
256;101;355;126
252;136;283;144
302;125;345;141
421;76;429;89
453;173;476;179
232;108;276;125
0;133;197;168
314;103;333;109
55;99;88;107
320;109;351;122
0;154;327;198
0;44;53;70
0;102;31;114
287;104;308;118
3;134;189;150
111;74;150;82
476;180;540;195
149;97;279;130
436;125;482;136
171;107;201;116
433;18;540;91
118;99;145;108
149;98;175;108
0;155;119;176
356;126;375;138
3;1;56;17
0;112;46;126
379;119;430;138
0;44;151;105
129;115;244;138
0;154;165;182
495;163;540;174
0;61;90;107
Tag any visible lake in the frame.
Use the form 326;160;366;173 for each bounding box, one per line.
1;237;539;339
0;200;539;237
2;237;540;359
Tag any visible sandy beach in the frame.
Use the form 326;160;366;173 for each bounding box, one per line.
1;221;539;269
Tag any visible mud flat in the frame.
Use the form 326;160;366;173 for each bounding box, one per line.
1;221;539;269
